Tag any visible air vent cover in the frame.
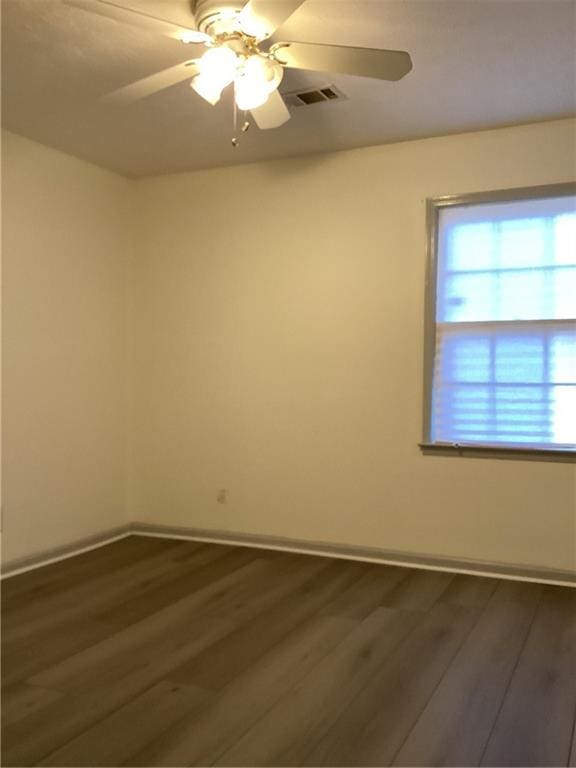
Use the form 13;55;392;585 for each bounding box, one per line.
281;84;347;108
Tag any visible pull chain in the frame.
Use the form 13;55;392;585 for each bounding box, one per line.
232;83;251;146
232;86;238;147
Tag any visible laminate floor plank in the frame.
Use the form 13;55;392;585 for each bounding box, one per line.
87;541;246;625
2;618;232;767
171;558;365;691
1;537;181;607
381;568;454;612
2;541;225;644
570;719;576;767
481;585;576;767
28;551;333;701
1;683;63;727
302;601;480;767
217;606;420;767
28;556;277;693
438;573;499;609
125;612;367;767
392;580;544;767
320;563;410;620
1;618;120;688
39;681;210;767
95;545;265;628
1;536;569;768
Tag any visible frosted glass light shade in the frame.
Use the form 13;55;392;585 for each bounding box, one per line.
191;45;239;104
234;55;283;111
191;74;223;105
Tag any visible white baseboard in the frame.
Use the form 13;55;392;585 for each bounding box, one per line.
1;525;132;578
131;522;576;588
2;521;574;587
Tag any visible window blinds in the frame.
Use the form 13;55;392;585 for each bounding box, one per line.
431;195;576;449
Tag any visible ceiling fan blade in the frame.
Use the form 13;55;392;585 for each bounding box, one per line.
238;0;305;39
250;89;290;129
103;60;199;105
64;0;210;42
270;41;413;81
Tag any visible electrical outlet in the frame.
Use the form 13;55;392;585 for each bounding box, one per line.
217;489;228;504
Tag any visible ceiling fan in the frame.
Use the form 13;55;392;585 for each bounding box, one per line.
66;0;413;132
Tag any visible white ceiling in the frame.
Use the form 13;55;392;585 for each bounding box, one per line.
2;0;575;177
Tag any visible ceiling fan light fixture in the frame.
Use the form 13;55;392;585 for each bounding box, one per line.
190;45;239;104
234;76;269;111
234;54;283;110
190;73;224;105
92;0;414;137
199;45;238;84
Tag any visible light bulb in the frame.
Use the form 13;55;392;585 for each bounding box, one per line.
190;45;238;104
235;78;269;110
199;46;238;85
234;55;283;111
191;73;223;105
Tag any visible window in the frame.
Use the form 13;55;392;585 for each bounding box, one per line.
423;184;576;456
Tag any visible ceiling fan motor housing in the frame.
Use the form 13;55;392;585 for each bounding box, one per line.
194;0;246;36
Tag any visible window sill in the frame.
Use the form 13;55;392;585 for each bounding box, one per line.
419;443;576;463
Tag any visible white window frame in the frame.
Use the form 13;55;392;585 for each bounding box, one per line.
421;182;576;462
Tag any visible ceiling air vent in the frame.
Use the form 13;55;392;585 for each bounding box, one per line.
282;85;348;108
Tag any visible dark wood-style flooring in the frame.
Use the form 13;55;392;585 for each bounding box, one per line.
2;535;575;767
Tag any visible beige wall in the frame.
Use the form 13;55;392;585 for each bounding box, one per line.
2;131;132;564
2;120;575;572
131;118;576;573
